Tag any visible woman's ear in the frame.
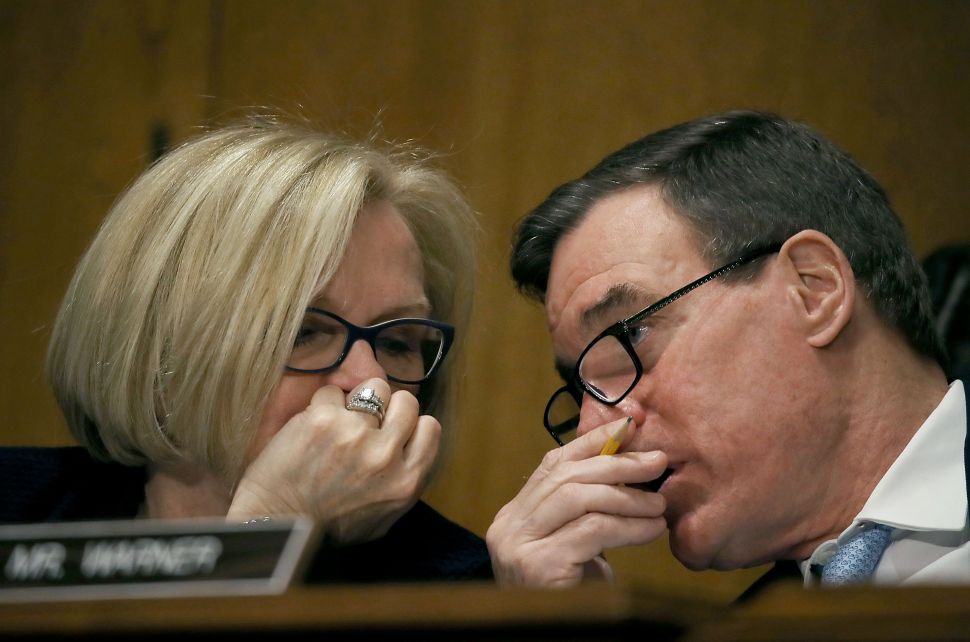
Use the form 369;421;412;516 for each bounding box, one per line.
779;230;856;348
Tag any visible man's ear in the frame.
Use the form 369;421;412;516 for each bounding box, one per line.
779;230;855;348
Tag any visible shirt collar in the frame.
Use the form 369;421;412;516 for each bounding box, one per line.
854;380;967;532
801;381;967;581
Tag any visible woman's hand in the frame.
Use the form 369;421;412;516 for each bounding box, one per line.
227;378;440;544
486;418;668;588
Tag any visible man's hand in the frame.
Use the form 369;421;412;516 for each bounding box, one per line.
486;417;667;588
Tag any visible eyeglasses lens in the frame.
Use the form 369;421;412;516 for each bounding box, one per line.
577;334;638;403
545;388;581;444
289;312;346;370
374;324;446;382
287;311;445;382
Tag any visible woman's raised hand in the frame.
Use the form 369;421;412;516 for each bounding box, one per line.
227;378;441;544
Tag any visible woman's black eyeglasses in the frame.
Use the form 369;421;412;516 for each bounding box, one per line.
286;308;454;385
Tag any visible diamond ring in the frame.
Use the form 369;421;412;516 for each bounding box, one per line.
345;387;385;423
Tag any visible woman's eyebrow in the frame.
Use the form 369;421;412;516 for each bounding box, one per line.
373;302;433;321
309;299;433;322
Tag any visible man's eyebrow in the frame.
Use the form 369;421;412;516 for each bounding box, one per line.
580;283;657;331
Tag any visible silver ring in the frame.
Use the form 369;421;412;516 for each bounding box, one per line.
346;387;385;423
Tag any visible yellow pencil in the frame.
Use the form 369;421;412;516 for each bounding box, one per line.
599;417;632;456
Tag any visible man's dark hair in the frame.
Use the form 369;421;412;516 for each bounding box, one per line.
510;110;943;363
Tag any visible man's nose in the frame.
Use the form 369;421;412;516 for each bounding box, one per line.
576;394;630;438
330;339;387;391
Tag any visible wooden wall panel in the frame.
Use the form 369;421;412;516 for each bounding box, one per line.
2;0;968;601
0;0;212;446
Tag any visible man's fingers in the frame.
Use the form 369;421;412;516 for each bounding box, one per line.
518;417;640;497
524;482;666;538
547;450;668;486
558;416;636;462
506;449;668;517
550;511;667;562
492;513;666;588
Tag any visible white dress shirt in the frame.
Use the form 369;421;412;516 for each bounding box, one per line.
801;380;969;586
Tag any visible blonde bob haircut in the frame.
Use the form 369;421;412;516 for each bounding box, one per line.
46;117;477;483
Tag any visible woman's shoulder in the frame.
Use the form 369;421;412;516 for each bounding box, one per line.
305;501;493;584
390;501;493;575
0;446;145;524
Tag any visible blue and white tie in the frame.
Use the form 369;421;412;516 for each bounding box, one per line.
821;523;892;586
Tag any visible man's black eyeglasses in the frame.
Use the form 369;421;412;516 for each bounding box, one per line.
544;243;782;446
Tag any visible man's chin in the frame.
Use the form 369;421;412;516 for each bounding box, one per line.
670;543;714;571
668;523;745;572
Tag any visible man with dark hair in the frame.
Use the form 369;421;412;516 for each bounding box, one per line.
487;111;967;589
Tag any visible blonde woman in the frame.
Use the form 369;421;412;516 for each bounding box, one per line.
1;118;489;581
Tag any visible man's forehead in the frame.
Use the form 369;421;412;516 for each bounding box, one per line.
544;186;704;333
545;261;666;342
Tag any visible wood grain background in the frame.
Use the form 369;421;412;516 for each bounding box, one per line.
2;0;968;601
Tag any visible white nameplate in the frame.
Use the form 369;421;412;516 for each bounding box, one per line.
0;517;316;602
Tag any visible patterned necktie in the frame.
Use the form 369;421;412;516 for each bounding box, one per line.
820;523;892;585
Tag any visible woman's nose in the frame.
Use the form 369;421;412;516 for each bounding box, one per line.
330;339;387;391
